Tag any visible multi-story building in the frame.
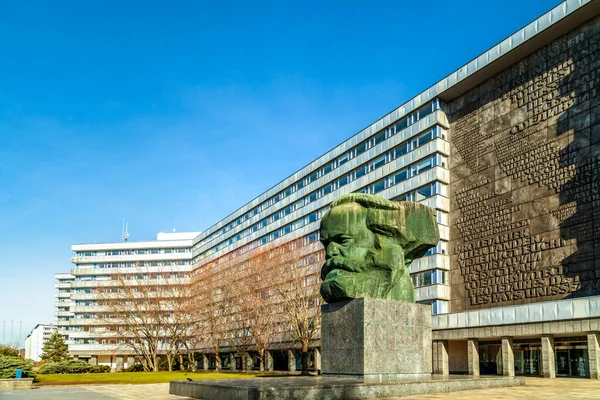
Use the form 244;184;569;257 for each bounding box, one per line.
54;231;199;370
24;324;56;362
56;0;600;378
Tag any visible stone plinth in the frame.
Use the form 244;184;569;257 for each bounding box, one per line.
0;378;34;391
321;298;431;380
170;375;525;400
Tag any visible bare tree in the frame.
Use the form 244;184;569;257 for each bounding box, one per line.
190;271;230;372
274;258;321;375
231;245;282;372
226;292;254;372
97;268;191;371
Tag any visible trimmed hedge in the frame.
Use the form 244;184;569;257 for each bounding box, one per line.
39;360;110;374
122;363;144;372
0;355;36;379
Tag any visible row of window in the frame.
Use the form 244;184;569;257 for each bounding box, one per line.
77;260;191;269
194;207;330;262
193;150;447;263
359;154;447;196
418;300;448;315
74;272;183;282
411;269;448;288
76;248;191;257
194;101;445;250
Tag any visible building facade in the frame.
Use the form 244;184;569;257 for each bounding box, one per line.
24;324;56;362
54;231;198;370
56;0;600;378
431;0;600;380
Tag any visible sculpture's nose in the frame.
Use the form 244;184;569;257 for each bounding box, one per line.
326;243;341;258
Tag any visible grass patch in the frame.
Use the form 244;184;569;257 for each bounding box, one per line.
34;371;262;386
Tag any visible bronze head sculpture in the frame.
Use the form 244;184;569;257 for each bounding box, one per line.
319;193;440;303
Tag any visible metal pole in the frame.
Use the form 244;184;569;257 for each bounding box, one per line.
10;320;13;347
18;321;22;348
2;321;5;346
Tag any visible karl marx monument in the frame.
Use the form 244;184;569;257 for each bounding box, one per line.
170;194;523;398
319;193;440;380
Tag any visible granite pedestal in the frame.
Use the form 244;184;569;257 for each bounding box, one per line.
170;375;525;400
321;298;431;381
170;299;525;399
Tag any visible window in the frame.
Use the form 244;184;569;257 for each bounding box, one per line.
394;169;407;183
355;167;366;180
417;129;434;146
373;180;385;194
306;232;320;244
395;118;408;132
415;185;433;201
368;155;385;172
356;143;367;156
338;153;349;167
415;157;433;174
373;132;386;146
416;103;433;120
395;143;409;158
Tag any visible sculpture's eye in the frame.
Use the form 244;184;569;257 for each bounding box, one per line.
340;237;353;246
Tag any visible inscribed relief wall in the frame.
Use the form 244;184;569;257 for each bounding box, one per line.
448;16;600;311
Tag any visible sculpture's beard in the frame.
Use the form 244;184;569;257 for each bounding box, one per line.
320;255;398;303
320;256;371;281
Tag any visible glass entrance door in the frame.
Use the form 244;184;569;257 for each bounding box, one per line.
570;349;589;377
556;350;569;376
556;349;589;377
514;348;540;375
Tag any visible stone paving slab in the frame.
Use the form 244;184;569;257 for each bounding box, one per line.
0;383;194;400
0;386;113;400
3;378;599;400
393;377;600;400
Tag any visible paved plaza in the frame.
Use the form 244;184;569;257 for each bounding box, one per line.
0;383;193;400
399;378;600;400
1;378;600;399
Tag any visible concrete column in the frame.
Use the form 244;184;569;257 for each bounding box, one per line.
501;337;515;377
432;340;449;375
588;332;600;379
126;356;135;369
541;335;556;378
229;354;236;372
245;352;253;371
467;339;479;376
115;356;124;372
314;348;321;373
201;354;209;370
89;356;97;365
288;350;296;372
265;350;274;372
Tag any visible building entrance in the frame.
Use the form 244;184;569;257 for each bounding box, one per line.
555;337;589;377
514;344;540;376
556;349;589;377
479;341;501;375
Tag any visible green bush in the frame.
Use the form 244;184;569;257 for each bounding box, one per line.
121;363;144;372
39;360;110;374
0;347;20;358
0;355;36;379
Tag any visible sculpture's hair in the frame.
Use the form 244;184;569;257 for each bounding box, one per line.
329;193;438;261
331;193;402;211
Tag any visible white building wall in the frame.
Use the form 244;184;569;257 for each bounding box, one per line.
24;324;56;362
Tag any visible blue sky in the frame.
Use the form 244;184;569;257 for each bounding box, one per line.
0;0;560;347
